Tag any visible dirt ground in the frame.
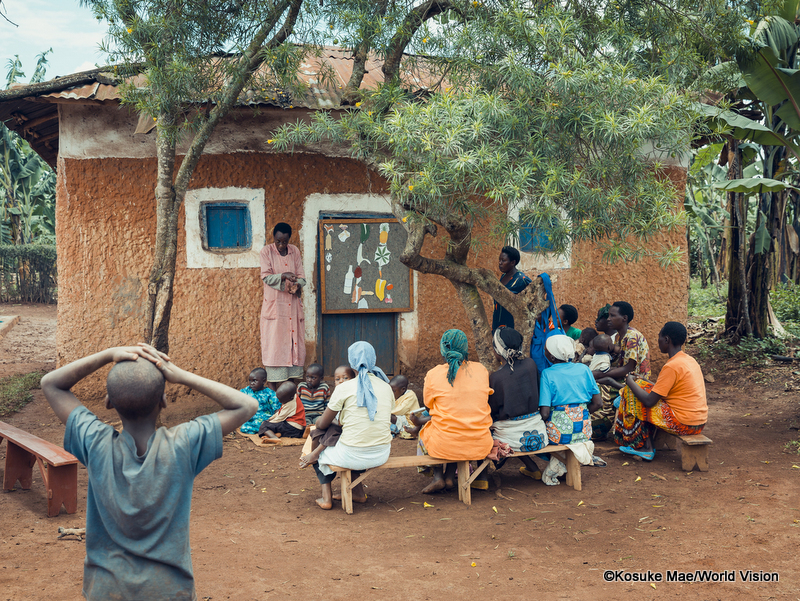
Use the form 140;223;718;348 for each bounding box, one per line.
1;303;799;600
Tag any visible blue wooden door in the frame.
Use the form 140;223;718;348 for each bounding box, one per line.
320;312;397;376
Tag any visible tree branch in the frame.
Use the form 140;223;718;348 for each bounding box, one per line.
382;0;460;82
173;0;302;193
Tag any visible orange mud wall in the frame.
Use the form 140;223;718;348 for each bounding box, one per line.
56;152;686;406
56;152;490;404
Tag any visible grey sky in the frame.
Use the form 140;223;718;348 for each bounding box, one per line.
1;0;109;82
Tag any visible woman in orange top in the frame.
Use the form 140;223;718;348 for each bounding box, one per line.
418;329;493;493
614;321;707;461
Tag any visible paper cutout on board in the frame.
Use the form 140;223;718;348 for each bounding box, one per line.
356;243;371;265
338;224;350;242
385;294;392;304
374;245;391;267
343;265;354;294
360;223;370;244
326;264;330;271
375;278;386;301
358;298;369;309
324;225;334;250
325;252;333;263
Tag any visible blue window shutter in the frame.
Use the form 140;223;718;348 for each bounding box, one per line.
519;224;554;252
204;204;251;249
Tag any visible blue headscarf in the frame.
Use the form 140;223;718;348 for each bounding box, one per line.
439;329;468;386
348;341;390;420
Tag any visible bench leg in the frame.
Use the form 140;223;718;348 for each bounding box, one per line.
4;442;35;491
678;442;709;472
565;449;582;491
457;461;471;506
340;470;353;514
46;463;78;517
653;429;677;450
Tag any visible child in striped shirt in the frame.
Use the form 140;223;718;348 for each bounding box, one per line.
297;363;330;425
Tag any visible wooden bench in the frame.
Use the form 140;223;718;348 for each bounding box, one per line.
653;430;713;471
0;421;79;517
329;444;579;514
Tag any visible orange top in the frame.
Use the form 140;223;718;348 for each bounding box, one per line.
651;351;708;425
419;362;494;461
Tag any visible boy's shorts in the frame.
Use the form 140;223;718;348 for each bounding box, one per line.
259;421;304;438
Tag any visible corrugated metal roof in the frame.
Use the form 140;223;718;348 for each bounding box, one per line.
0;47;437;168
36;47;434;109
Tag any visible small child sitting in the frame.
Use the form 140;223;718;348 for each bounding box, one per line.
298;365;354;468
576;327;598;363
258;381;304;442
297;363;330;425
41;344;258;601
239;367;281;434
389;375;420;439
589;334;613;376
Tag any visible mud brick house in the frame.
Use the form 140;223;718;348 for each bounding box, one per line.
0;49;690;400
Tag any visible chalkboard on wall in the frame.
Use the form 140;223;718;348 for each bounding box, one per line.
319;218;413;313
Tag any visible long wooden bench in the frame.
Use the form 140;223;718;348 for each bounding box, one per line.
329;444;579;514
0;420;79;517
653;430;713;471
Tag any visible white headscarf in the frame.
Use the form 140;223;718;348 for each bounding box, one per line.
545;334;576;362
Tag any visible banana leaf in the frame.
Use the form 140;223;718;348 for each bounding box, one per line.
714;177;796;194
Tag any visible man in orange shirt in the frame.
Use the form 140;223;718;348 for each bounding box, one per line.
613;322;707;461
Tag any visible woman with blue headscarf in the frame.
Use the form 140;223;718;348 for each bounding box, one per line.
418;329;493;494
312;341;394;510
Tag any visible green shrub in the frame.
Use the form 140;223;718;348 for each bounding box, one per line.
688;278;726;318
0;372;44;416
773;282;800;322
0;244;57;303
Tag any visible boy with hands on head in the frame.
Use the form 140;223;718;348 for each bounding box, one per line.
41;343;258;601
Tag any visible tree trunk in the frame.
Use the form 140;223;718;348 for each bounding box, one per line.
449;280;496;367
724;138;752;339
143;118;179;352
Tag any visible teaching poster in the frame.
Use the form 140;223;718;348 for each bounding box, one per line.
319;218;413;313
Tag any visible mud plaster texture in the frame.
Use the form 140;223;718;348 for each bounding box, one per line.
56;153;686;407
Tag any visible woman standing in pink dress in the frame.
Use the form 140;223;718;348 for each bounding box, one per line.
260;222;306;390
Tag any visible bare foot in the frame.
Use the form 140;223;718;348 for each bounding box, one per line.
299;456;315;469
332;493;341;501
316;497;333;510
444;477;455;490
260;437;281;445
422;477;447;494
353;495;368;504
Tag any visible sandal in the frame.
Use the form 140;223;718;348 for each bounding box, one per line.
519;466;542;480
619;446;655;461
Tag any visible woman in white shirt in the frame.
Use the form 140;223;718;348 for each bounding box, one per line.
311;342;393;510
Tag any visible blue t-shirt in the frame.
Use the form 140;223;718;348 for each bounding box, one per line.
539;362;600;407
64;406;222;601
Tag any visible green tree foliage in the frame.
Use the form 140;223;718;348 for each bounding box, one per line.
272;0;760;359
697;2;800;340
0;50;55;245
81;0;318;351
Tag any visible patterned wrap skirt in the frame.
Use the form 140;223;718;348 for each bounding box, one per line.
491;412;548;452
612;380;705;449
546;404;592;445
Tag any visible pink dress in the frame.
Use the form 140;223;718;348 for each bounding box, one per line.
260;244;306;372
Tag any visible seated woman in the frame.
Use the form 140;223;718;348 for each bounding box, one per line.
613;322;707;460
418;329;493;493
488;327;547;481
539;335;602;485
591;301;651;440
312;342;394;510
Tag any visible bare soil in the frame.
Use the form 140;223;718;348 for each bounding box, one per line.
1;303;799;600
